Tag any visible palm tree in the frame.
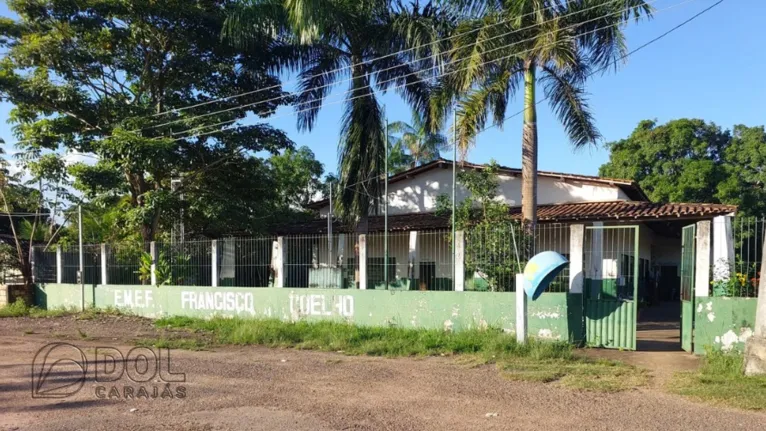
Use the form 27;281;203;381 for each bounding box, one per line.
437;0;651;235
388;113;449;171
224;0;443;224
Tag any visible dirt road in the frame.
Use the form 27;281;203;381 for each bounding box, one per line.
1;316;764;431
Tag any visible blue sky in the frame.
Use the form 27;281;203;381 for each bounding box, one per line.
1;0;764;179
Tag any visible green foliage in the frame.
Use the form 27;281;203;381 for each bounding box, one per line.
0;298;73;318
137;251;171;286
600;119;766;215
144;315;645;392
387;114;449;174
224;0;441;224
670;349;766;410
435;161;527;291
0;0;298;241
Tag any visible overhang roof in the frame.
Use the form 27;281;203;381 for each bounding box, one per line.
307;159;649;209
276;201;736;234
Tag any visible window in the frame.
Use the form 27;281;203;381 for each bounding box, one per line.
367;257;396;286
419;262;436;290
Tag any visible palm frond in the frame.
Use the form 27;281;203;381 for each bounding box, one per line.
540;65;601;149
295;44;347;131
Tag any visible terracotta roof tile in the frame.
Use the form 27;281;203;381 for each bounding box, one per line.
275;201;737;234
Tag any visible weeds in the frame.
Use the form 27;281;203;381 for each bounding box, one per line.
0;299;73;318
144;316;645;392
670;348;766;410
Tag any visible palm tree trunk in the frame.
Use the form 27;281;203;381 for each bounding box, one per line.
521;61;538;254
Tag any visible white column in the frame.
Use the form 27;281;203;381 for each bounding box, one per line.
150;242;157;286
211;240;218;287
358;234;367;290
337;234;346;267
569;224;584;293
56;245;62;284
695;220;711;297
272;237;285;288
516;273;527;343
408;231;418;280
712;215;735;282
100;244;108;286
454;230;465;292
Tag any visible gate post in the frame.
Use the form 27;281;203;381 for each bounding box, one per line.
454;230;465;292
100;244;108;286
569;224;584;294
712;215;734;283
56;245;62;284
211;240;218;287
695;221;711;297
150;242;157;286
516;273;527;343
272;237;285;288
358;234;367;290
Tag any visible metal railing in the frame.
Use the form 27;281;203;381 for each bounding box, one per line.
29;223;578;292
711;216;763;297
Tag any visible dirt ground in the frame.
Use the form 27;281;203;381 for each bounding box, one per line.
1;315;765;431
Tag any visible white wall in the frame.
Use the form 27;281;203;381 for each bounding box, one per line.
318;168;630;216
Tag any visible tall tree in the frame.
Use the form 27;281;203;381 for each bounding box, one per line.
600;119;766;216
599;119;729;203
224;0;441;224
388;113;449;172
0;0;294;242
436;0;650;235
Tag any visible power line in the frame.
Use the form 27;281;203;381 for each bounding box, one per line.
320;0;723;203
173;0;697;143
145;0;652;121
4;0;665;147
477;0;724;136
144;0;670;134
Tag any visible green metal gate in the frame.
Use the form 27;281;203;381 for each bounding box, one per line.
584;225;639;350
680;224;696;353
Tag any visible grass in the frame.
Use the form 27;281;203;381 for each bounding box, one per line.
142;316;647;392
0;299;130;320
0;299;74;318
669;349;766;410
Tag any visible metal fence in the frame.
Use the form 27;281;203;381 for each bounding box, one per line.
711;216;764;297
28;223;582;292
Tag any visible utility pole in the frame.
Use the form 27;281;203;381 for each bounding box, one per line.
328;180;333;266
171;177;184;244
384;108;389;289
452;110;457;283
78;204;84;311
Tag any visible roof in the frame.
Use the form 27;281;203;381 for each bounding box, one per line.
275;201;737;234
307;159;649;209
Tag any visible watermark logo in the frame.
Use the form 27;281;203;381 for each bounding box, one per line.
31;342;88;398
32;343;187;400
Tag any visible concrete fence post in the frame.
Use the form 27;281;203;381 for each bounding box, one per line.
211;240;218;287
455;230;465;292
569;224;585;294
150;241;157;287
408;231;418;280
273;237;285;288
56;245;62;284
100;244;108;286
358;234;367;290
516;273;527;343
712;215;735;282
695;220;711;297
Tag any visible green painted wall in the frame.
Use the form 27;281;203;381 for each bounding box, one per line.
693;297;757;354
37;284;582;342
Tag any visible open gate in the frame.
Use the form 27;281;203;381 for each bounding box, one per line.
583;225;639;350
680;224;696;353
